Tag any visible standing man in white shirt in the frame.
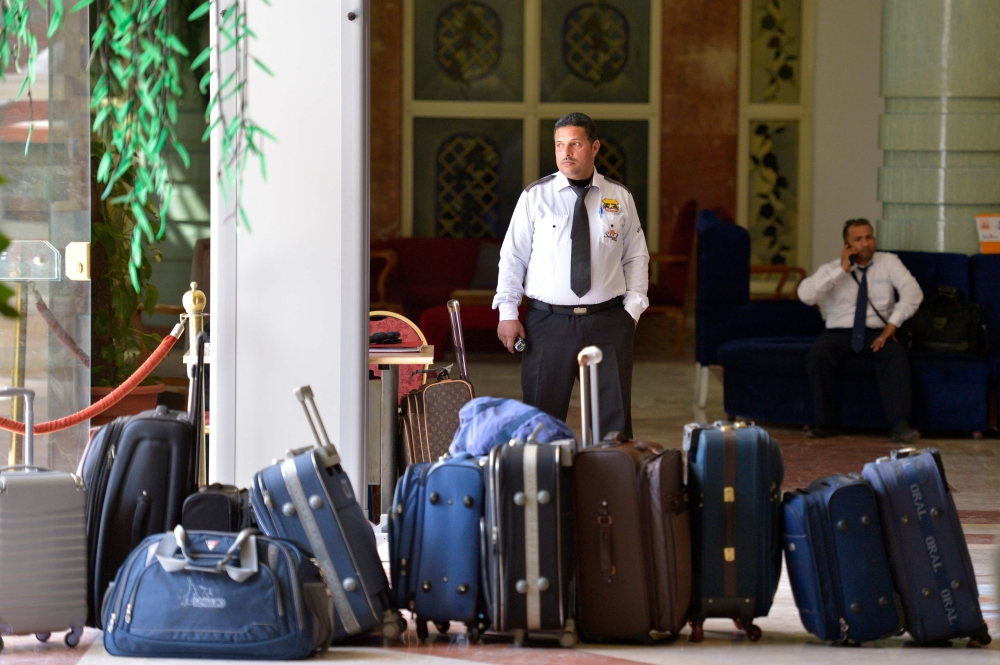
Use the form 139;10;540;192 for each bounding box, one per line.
797;218;923;442
493;113;649;437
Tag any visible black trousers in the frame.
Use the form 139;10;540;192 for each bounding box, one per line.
806;328;912;429
521;305;635;438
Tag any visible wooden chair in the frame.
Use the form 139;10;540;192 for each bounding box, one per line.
644;199;699;357
749;265;807;300
370;249;401;312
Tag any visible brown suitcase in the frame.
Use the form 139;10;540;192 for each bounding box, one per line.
572;347;692;641
398;300;474;466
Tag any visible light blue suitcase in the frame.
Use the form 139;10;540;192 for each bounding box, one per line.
249;386;403;642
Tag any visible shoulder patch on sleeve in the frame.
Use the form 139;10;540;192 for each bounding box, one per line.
601;176;632;195
524;174;557;192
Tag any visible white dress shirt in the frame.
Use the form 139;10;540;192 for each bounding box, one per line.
797;251;923;329
493;171;650;321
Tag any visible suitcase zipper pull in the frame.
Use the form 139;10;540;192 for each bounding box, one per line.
107;613;116;632
125;604;133;625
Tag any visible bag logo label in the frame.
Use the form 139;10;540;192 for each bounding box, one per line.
206;539;220;551
181;579;226;609
910;483;928;520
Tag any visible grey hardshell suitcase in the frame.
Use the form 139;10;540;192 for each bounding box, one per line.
484;424;576;647
250;386;404;642
0;388;87;651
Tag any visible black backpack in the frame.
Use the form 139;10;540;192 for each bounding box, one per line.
898;286;988;354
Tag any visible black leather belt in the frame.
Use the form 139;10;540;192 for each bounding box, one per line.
529;296;624;316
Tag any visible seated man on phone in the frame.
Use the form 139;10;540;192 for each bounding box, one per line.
797;218;923;442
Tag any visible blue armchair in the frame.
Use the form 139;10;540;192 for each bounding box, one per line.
694;209;825;405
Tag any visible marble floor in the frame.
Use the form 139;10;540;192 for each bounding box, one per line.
2;322;997;664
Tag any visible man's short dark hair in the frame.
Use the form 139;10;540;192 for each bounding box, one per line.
843;218;873;241
554;113;598;143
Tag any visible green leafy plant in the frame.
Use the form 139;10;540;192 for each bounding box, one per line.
89;143;161;387
0;0;272;289
192;0;274;231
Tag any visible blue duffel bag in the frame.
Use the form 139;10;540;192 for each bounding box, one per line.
449;396;575;456
103;526;332;659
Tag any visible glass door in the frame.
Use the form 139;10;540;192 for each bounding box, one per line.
0;8;91;471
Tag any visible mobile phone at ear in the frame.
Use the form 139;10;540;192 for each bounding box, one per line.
845;243;857;265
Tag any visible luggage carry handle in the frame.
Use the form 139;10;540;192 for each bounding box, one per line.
189;332;208;486
577;346;602;448
153;524;259;582
0;387;34;466
447;299;469;381
292;385;342;468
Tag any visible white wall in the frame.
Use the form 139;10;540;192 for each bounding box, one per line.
810;0;884;270
211;1;369;492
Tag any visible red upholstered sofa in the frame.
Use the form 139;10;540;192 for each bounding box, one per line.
371;238;525;360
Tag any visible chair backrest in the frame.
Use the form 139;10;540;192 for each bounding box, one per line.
893;250;971;301
696;208;750;309
648;199;698;306
970;254;1000;354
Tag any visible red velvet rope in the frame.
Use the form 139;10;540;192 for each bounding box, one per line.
0;331;180;435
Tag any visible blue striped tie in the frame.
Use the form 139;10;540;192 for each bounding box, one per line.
851;266;869;353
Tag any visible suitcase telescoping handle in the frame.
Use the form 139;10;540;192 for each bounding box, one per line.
0;388;34;466
577;346;603;448
446;299;469;382
292;385;342;467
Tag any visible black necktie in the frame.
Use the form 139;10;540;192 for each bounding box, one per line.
851;266;869;353
571;185;591;297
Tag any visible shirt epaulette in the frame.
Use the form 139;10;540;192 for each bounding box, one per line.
524;174;557;192
601;176;631;194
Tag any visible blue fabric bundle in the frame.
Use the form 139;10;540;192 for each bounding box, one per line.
449;397;576;456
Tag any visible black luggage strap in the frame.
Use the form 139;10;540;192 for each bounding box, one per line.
598;500;615;582
894;457;959;628
722;429;738;598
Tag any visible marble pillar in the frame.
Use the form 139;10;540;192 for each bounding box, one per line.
878;0;1000;253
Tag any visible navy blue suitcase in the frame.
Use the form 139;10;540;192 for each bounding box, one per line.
250;386;403;642
389;453;488;641
862;448;991;646
783;474;902;643
684;422;783;642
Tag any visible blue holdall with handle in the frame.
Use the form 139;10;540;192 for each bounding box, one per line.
862;448;991;646
449;397;575;457
103;526;332;659
783;474;902;643
389;453;489;642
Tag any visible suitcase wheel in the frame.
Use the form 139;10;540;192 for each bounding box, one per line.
65;625;84;648
416;620;429;643
35;633;50;643
558;630;577;648
467;626;481;643
744;623;762;642
969;624;992;647
687;621;704;643
513;629;525;647
434;621;450;636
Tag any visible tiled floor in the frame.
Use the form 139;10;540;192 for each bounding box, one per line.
3;323;997;663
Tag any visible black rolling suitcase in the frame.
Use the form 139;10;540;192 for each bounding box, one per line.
81;334;206;627
483;424;576;647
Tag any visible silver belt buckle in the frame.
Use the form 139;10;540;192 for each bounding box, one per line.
573;306;587;315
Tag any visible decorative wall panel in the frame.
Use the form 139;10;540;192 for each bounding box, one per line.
413;118;523;237
540;0;650;103
414;0;524;101
749;0;801;104
748;120;799;265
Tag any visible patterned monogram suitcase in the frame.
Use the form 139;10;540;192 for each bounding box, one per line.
399;300;474;465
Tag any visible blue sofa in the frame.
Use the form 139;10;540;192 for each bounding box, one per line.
712;244;1000;435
